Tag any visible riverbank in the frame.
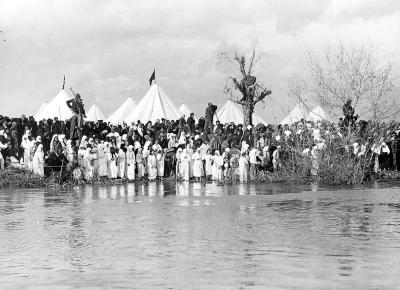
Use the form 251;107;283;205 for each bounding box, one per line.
1;167;400;189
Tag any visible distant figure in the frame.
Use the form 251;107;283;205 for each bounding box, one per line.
66;93;86;141
204;102;217;135
343;99;355;127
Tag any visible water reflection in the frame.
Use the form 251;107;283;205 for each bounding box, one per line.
1;182;400;289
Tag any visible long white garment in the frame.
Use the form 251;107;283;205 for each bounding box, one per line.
136;151;145;178
212;154;224;181
107;152;118;179
20;136;32;167
187;147;194;178
32;144;44;177
205;153;213;176
179;150;190;181
238;156;249;183
156;153;165;177
65;140;74;164
192;152;204;178
97;144;108;177
83;149;95;180
126;148;136;180
147;154;158;181
118;149;126;178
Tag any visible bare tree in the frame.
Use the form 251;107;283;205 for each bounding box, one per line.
309;43;395;122
219;50;272;127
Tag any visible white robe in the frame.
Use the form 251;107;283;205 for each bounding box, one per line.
238;156;249;183
32;146;44;177
107;152;118;179
136;153;145;178
97;146;108;177
126;150;136;180
20;138;32;168
212;155;223;181
192;152;204;178
156;153;165;177
147;155;157;180
180;153;190;181
83;152;95;180
205;154;213;176
118;149;126;178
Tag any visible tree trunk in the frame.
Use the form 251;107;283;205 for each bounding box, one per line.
242;103;254;128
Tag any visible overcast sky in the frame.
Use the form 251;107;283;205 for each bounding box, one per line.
0;0;399;122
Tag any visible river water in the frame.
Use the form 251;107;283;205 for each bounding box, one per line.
1;182;400;289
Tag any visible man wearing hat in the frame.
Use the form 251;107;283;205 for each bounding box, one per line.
204;102;217;135
66;93;86;141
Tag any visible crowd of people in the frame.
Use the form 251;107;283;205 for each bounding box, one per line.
1;101;399;184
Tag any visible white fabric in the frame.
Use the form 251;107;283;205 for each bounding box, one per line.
238;156;249;183
35;90;73;121
34;103;48;120
307;106;332;122
32;145;44;177
178;103;192;117
280;103;310;125
86;104;106;122
215;100;267;125
192;152;204;178
147;154;158;180
124;84;181;123
106;97;136;125
126;149;136;180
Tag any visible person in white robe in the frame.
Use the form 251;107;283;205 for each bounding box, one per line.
156;149;165;180
78;145;86;170
179;149;190;181
97;143;107;177
212;150;223;182
107;147;118;179
83;148;95;180
147;151;158;181
136;148;145;178
192;148;204;181
204;149;213;180
187;143;194;178
118;145;126;178
126;145;136;180
175;148;183;178
32;144;44;177
238;152;249;183
20;134;32;169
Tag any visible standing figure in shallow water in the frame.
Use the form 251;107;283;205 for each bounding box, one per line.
32;144;44;177
126;145;136;181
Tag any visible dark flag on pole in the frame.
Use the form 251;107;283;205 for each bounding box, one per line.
149;69;155;86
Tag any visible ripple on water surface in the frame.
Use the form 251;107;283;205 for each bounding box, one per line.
1;182;400;289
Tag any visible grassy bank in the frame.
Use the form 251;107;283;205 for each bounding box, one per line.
1;166;399;189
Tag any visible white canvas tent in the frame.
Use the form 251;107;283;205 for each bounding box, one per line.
124;84;181;123
34;102;48;120
307;106;331;122
216;100;267;125
178;103;192;117
86;104;106;122
35;90;73;121
280;103;310;125
106;97;136;124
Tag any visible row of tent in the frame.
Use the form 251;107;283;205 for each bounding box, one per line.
34;83;331;125
280;103;331;125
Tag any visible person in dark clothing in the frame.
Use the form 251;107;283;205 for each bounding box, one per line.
204;103;217;135
343;99;355;127
187;113;195;134
66;93;86;141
